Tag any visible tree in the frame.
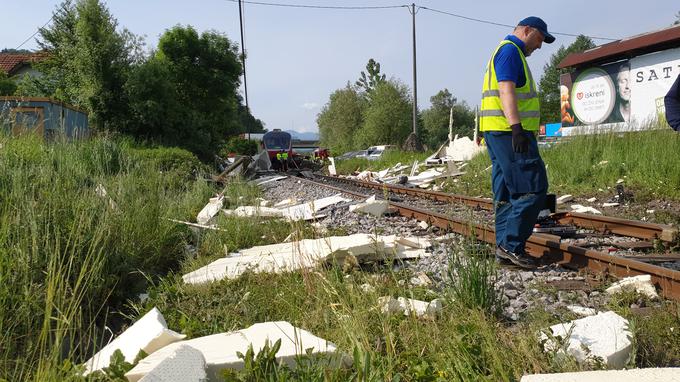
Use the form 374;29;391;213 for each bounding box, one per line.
674;11;680;25
355;58;386;98
26;0;140;131
421;89;475;149
126;26;243;159
0;71;17;95
538;35;596;124
317;84;365;154
355;80;412;148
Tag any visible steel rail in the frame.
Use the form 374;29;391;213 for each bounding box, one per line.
299;176;680;301
321;175;678;243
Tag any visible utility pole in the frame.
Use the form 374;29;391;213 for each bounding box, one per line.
410;3;418;136
238;0;250;139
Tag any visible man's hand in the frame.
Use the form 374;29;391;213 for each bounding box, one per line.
510;123;529;153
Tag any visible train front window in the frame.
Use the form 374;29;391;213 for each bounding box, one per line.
264;136;289;150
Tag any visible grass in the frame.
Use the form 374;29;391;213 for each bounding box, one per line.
333;128;680;202
3;129;680;380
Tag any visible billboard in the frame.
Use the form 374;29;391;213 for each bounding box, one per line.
558;47;680;135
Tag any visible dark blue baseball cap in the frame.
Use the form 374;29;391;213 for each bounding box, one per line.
518;16;555;43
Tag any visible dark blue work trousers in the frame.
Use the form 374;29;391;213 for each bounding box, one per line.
484;131;548;254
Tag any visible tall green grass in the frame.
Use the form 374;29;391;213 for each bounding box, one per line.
0;134;212;380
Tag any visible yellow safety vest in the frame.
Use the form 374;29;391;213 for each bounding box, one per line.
480;40;540;132
276;153;282;160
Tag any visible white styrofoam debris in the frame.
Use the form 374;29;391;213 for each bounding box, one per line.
418;221;429;230
540;311;632;368
282;194;351;221
605;275;659;299
443;135;485;161
128;321;349;381
570;204;602;215
84;308;186;374
556;195;573;204
349;195;389;217
586;197;597;203
222;206;285;218
182;233;428;284
360;283;376;293
274;198;298;208
602;202;620;208
126;344;206;382
378;296;442;317
258;199;271;207
646;209;655;214
254;176;288;186
328;157;337;176
197;196;224;225
409;272;432;287
566;305;597;317
616;178;625;184
520;368;680;382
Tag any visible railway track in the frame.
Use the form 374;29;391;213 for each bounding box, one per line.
298;175;680;301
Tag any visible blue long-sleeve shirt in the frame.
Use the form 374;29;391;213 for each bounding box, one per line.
665;74;680;132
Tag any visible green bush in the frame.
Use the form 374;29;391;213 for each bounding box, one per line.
220;136;259;157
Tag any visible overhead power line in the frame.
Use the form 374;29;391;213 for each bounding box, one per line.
15;15;54;50
419;6;619;42
224;0;408;10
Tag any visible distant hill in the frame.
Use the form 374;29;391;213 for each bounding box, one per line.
286;130;319;141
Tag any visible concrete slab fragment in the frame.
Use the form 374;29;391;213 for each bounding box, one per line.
605;274;659;299
541;311;632;368
520;368;680;382
126;344;206;382
84;308;186;374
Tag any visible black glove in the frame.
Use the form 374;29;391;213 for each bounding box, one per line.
510;123;529;154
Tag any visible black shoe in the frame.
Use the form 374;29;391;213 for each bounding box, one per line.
496;246;536;269
495;255;513;265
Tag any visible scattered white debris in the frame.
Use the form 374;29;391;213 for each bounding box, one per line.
586;197;597;203
126;344;206;382
597;160;609;166
410;271;432;287
360;283;376;293
566;305;597;317
602;202;620;208
540;311;632;368
328;157;337;176
182;233;429;284
418;221;429;230
616;179;625;184
570;204;602;215
274;198;298;208
556;195;573;205
646;209;655;214
222;206;285;218
520;368;680;382
605;275;659;299
443;135;485;162
126;321;349;381
349;195;389;217
197;196;224;225
95;184;119;210
258;199;271;207
84;308;186;375
253;176;288;186
378;296;442;317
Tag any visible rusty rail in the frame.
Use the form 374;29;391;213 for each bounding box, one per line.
299;176;680;301
321;175;678;243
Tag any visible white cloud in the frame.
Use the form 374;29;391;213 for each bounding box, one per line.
301;102;319;110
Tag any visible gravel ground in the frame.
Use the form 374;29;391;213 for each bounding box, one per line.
255;175;644;321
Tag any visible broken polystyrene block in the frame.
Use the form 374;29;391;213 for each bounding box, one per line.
197;196;224;225
605;275;659;299
566;305;597;317
133;321;349;381
222;206;285;218
602;202;620;208
570;204;602;215
328;158;337;176
540;311;632;368
349;196;389;217
84;308;186;374
586;197;597;203
125;344;206;382
556;195;573;204
274;198;298;208
520;368;680;382
418;221;429;230
378;296;442;317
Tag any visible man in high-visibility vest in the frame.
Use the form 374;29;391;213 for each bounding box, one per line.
275;151;283;172
281;150;289;171
480;16;554;268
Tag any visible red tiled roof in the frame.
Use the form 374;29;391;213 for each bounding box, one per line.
0;52;48;75
558;24;680;69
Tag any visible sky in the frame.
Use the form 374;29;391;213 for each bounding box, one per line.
1;1;678;134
